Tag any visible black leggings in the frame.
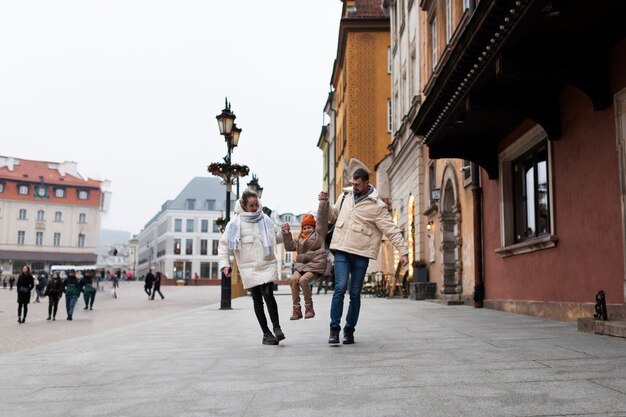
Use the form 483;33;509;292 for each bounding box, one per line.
48;295;61;318
18;303;28;319
249;283;280;334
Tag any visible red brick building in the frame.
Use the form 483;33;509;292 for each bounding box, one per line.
411;0;626;320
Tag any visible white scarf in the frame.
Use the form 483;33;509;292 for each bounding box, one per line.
225;207;275;257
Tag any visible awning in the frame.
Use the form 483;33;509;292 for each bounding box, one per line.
0;250;97;263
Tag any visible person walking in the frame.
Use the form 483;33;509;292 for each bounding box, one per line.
9;275;15;291
40;273;48;299
33;275;43;303
281;199;328;320
3;277;7;290
322;168;409;345
150;272;165;300
45;272;64;320
111;272;119;298
63;269;82;320
16;265;34;323
144;270;154;297
218;189;286;346
80;270;97;310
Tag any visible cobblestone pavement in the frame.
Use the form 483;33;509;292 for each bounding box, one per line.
0;282;221;353
1;287;625;417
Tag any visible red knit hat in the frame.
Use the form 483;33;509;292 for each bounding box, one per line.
301;214;316;228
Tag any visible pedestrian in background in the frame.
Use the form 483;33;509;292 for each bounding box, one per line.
218;189;286;346
2;277;7;290
80;270;97;310
282;198;328;320
63;269;82;320
144;270;154;297
34;274;41;302
9;275;15;291
37;272;47;302
16;265;34;324
322;168;409;345
150;272;165;300
45;272;64;320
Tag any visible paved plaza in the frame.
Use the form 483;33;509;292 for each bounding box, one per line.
1;283;626;417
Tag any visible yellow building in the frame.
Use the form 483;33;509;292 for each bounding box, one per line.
331;0;391;197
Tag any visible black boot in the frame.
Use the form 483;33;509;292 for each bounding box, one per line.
343;327;355;345
328;326;340;344
273;327;285;341
262;332;279;345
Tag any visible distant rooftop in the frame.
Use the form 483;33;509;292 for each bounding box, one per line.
0;155;103;188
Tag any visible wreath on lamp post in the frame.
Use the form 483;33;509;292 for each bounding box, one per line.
208;162;250;181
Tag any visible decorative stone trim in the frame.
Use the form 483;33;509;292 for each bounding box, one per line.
495;234;558;258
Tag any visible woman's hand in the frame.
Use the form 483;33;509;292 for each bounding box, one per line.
319;191;329;201
221;267;232;277
281;223;291;233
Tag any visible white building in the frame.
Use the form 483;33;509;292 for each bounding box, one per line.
136;177;232;280
0;155;111;277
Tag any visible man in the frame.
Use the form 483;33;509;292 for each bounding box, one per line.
63;269;82;320
80;269;97;310
321;168;409;345
144;270;154;297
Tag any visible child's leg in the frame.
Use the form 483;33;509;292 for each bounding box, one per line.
299;272;317;306
289;271;302;306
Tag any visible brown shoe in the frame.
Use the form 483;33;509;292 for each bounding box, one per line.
290;305;302;320
304;303;315;319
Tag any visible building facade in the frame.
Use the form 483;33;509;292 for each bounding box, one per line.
318;92;338;203
410;0;626;320
136;177;233;281
0;155;110;277
331;0;392;196
378;0;426;279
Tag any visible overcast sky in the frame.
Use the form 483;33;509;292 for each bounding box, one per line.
0;1;342;235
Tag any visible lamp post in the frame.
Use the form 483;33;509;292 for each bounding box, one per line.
212;98;247;310
246;173;263;199
247;174;272;216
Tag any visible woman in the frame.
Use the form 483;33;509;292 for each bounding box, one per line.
16;265;34;323
45;272;64;320
218;190;285;346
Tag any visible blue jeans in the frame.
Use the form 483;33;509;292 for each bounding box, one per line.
65;294;79;317
330;250;369;330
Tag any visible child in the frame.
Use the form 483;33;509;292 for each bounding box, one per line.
281;199;328;320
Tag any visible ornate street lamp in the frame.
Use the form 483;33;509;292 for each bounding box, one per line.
246;173;264;199
210;98;249;310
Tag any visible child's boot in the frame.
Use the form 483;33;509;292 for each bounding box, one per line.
304;302;315;319
290;305;302;320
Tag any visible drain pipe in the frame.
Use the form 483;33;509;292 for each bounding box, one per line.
471;162;484;308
